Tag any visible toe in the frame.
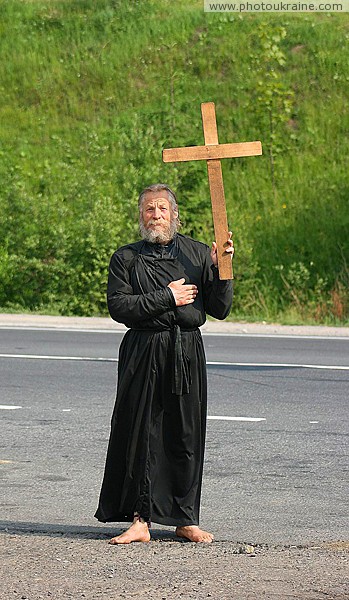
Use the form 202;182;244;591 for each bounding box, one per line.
109;535;129;545
197;528;213;542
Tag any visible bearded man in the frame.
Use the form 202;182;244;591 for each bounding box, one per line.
95;183;233;544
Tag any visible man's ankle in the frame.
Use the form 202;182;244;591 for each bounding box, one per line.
133;513;151;527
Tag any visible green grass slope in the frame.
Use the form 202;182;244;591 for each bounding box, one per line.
0;0;348;322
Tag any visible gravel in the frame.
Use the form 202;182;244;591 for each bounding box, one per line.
1;531;348;599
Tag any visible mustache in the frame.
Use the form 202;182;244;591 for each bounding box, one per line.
140;215;179;243
146;219;167;225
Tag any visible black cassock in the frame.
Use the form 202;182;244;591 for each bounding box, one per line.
95;233;233;527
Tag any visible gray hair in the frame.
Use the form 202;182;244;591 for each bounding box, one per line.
138;183;181;242
138;183;178;215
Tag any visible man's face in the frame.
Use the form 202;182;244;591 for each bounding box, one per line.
141;191;173;231
140;191;177;244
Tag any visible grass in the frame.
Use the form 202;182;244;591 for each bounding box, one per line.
0;1;348;322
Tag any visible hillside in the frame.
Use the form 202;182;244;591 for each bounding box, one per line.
0;0;348;322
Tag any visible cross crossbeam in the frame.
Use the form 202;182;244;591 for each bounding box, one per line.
163;141;261;163
162;102;262;280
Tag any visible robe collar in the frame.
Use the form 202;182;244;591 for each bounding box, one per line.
141;234;179;258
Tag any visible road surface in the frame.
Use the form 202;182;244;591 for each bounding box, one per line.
1;326;348;545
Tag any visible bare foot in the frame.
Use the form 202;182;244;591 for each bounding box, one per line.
109;520;151;545
175;525;214;543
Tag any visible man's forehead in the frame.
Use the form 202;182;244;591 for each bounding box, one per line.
143;191;170;205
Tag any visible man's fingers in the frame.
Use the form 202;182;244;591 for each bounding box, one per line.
180;284;197;305
225;246;234;258
168;278;198;306
225;234;234;255
183;284;198;291
171;279;197;288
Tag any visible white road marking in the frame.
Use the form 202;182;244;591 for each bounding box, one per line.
309;421;319;424
62;409;71;412
0;326;124;334
0;326;349;340
208;416;266;422
207;361;349;371
0;353;117;362
0;354;349;370
0;405;22;410
203;333;349;341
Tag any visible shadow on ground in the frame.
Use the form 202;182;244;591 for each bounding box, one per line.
0;520;183;541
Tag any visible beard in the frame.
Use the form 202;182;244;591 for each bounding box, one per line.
139;217;179;244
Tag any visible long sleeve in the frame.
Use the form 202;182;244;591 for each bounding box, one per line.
201;247;233;320
107;252;176;326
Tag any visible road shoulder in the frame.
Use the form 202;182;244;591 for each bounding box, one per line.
0;312;349;336
1;531;348;600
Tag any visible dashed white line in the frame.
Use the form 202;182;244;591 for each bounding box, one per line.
207;416;266;422
0;404;264;423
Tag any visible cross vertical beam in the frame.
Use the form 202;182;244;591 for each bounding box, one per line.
201;102;232;279
163;102;262;280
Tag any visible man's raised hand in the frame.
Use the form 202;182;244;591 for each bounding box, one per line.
211;231;234;267
168;278;198;307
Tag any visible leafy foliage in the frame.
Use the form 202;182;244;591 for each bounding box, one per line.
0;2;348;323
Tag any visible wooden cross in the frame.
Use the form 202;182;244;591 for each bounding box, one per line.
162;102;262;280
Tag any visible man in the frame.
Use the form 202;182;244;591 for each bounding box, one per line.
95;183;233;544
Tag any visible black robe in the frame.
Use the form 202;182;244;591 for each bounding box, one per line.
95;233;233;527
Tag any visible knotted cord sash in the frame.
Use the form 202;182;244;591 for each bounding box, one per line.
130;325;195;396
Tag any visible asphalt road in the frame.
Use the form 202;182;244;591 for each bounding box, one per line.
1;328;348;545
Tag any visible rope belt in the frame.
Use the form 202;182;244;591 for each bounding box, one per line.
131;325;197;396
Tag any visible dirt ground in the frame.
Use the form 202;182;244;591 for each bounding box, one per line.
1;531;348;600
